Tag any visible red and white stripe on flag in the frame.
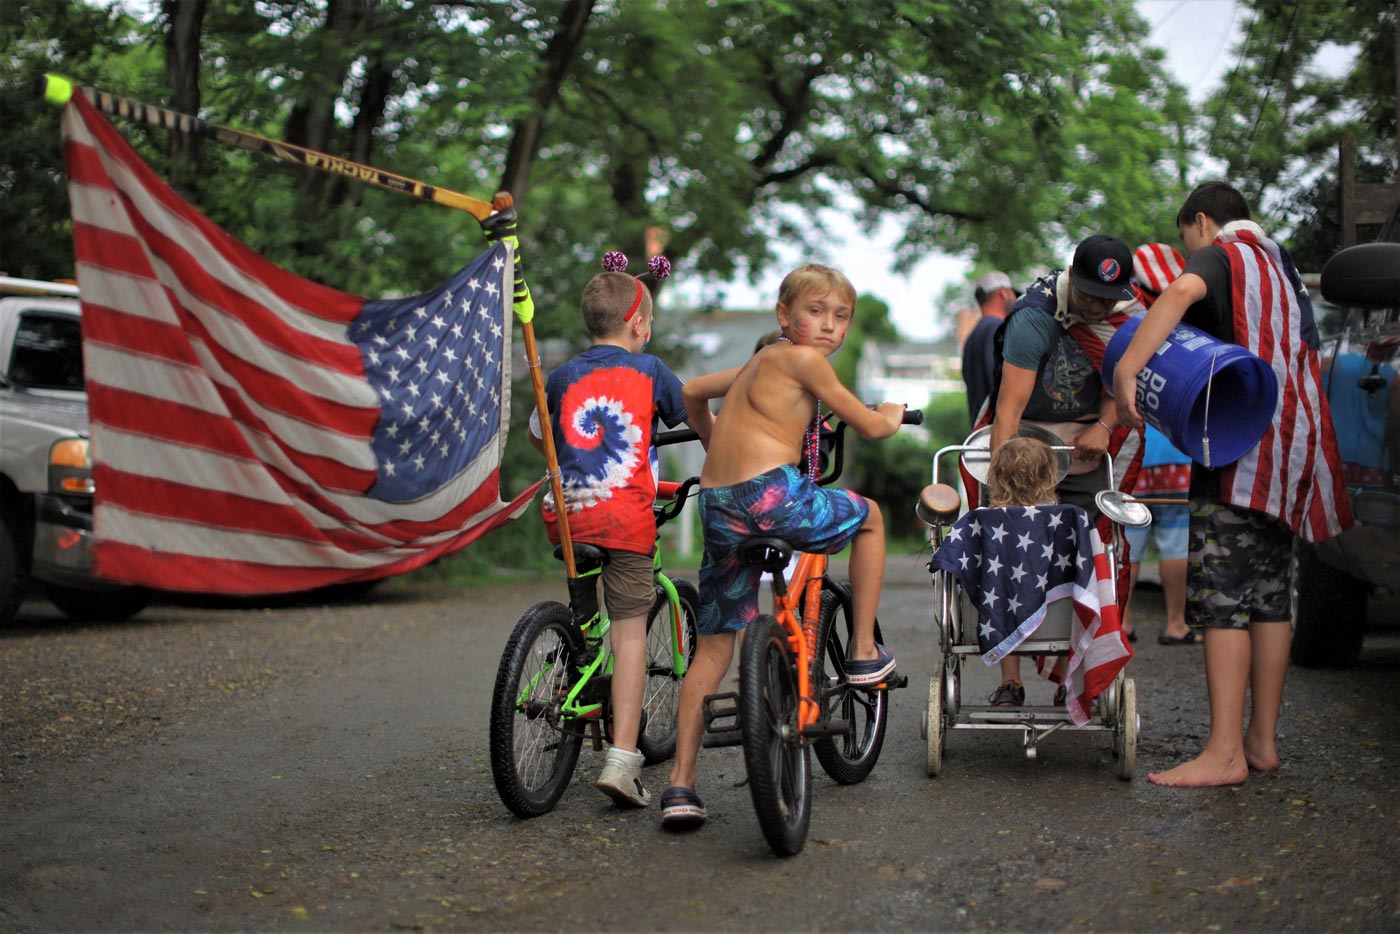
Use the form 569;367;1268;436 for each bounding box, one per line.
1218;231;1351;543
61;91;539;594
1060;527;1131;726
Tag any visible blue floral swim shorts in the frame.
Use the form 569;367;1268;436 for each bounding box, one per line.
696;464;869;635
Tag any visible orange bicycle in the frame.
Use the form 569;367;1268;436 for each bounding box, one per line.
701;409;922;856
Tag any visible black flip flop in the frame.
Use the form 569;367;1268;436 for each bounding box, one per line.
1157;631;1201;646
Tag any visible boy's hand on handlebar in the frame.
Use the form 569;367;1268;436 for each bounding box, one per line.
876;402;906;434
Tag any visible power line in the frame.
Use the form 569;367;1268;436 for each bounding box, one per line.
1206;0;1253;159
1239;0;1308;167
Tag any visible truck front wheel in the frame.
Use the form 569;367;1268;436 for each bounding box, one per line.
43;583;151;623
0;519;29;626
1290;542;1369;668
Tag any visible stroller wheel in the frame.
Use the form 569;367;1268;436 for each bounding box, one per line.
925;672;944;777
1116;678;1138;780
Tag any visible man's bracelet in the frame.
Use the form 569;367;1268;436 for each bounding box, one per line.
1097;418;1112;432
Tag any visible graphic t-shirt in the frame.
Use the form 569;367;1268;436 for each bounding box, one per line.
531;345;688;552
1000;301;1102;422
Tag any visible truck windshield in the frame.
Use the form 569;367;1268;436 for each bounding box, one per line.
8;310;84;391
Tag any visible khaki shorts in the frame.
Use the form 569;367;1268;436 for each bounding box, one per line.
601;549;657;620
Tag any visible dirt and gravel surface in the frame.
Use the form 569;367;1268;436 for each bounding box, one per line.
3;554;1399;932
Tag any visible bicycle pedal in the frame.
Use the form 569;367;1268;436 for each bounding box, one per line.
802;718;854;741
701;691;743;748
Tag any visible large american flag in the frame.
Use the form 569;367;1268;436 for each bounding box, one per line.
930;504;1132;725
61;91;539;594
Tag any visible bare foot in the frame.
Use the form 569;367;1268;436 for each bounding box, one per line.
1147;751;1248;787
1243;733;1279;773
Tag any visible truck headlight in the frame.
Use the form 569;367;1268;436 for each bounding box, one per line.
49;438;95;495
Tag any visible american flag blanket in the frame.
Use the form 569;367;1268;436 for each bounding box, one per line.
931;504;1132;725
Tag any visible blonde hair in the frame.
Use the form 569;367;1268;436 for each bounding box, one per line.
581;271;650;337
776;264;857;310
987;437;1060;507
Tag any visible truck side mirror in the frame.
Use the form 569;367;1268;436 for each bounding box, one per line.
1321;242;1400;309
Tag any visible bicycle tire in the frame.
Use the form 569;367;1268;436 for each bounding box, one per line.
812;582;889;785
637;579;699;765
488;601;586;818
739;613;811;857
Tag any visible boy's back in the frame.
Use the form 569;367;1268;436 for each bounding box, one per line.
540;344;686;550
700;342;829;487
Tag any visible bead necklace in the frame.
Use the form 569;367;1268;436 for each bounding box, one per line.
777;335;822;480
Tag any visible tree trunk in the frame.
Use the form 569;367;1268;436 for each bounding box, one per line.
499;0;595;204
162;0;209;191
284;0;363;204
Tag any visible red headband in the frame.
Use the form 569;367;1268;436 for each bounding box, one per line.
624;278;646;322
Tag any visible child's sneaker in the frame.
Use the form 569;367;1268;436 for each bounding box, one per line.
845;644;897;686
988;680;1025;707
596;747;650;808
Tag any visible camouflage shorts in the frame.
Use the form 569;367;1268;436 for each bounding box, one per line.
1186;499;1294;630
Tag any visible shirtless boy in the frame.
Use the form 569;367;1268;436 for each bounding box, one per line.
658;263;906;826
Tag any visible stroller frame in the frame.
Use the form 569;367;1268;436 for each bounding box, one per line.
918;436;1141;779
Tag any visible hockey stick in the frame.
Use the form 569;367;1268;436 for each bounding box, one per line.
38;74;497;221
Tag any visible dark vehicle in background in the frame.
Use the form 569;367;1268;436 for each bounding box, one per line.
1291;218;1400;667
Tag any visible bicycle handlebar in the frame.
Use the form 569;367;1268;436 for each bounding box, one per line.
655;475;700;527
655;427;699;447
814;406;924;485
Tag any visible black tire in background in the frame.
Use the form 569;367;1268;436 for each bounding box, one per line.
812;582;888;785
0;519;25;626
739;612;810;857
1290;541;1369;668
637;579;699;765
43;583;150;622
488;601;586;818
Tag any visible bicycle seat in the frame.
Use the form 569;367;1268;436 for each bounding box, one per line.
553;543;609;572
736;537;792;574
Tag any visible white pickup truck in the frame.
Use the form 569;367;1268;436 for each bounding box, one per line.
0;276;150;625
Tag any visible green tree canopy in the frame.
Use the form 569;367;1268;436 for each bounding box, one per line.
4;0;1197;334
1200;0;1397;265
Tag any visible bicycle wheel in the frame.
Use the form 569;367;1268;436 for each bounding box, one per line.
739;613;811;857
812;582;889;785
489;601;586;818
637;579;699;765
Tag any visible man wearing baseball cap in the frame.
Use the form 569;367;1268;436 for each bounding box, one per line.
968;233;1143;711
961;270;1019;425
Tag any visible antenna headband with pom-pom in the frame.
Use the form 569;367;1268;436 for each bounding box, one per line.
601;250;671;320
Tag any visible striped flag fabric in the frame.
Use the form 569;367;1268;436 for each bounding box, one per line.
1131;242;1185;298
930;504;1132;725
61;90;540;595
1215;224;1352;543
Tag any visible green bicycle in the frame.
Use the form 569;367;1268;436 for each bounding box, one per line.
489;465;700;818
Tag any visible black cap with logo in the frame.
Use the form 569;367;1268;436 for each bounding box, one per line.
1070;235;1135;301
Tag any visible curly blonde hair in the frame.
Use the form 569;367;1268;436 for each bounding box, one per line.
987;437;1059;507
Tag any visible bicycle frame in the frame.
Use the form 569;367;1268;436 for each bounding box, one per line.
516;499;693;729
768;549;830;734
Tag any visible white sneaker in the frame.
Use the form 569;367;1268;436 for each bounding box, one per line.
595;747;650;808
